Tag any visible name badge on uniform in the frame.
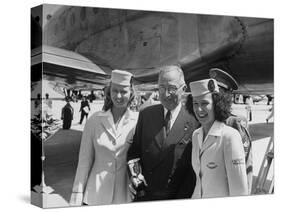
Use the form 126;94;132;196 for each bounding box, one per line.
232;158;245;165
207;162;218;169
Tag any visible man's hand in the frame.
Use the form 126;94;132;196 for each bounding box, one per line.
128;158;147;198
129;174;147;199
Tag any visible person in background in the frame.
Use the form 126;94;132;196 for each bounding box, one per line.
79;96;90;124
138;92;157;111
266;99;274;123
61;97;74;130
129;97;139;112
45;93;52;109
266;94;273;106
34;93;41;109
189;78;248;198
42;93;53;123
127;65;198;201
70;70;138;206
245;96;253;122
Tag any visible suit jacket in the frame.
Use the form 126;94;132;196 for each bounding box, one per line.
72;109;139;205
127;104;199;200
61;103;74;120
191;121;248;198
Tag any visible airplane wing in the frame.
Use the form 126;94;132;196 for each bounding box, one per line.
31;45;110;90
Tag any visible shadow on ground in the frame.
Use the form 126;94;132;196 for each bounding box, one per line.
44;129;82;203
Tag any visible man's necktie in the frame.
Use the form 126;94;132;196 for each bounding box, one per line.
164;110;171;137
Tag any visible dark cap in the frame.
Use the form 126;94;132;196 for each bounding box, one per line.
209;68;238;91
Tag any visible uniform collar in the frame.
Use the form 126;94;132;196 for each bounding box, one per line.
97;108;138;120
194;120;224;137
207;120;224;137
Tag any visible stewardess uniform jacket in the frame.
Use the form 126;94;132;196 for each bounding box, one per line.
72;109;139;205
127;104;199;200
191;121;248;198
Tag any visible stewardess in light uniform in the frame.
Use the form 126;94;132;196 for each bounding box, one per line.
70;70;139;206
209;68;253;194
189;78;248;198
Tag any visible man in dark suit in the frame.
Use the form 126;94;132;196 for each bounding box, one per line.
79;96;90;124
127;65;199;201
61;97;74;129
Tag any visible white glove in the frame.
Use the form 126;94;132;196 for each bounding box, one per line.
69;192;83;206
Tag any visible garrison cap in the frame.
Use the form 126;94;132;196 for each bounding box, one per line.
111;70;133;86
209;68;238;91
189;78;219;97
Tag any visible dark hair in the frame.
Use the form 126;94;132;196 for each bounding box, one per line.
212;92;232;122
218;86;233;95
185;92;232;122
102;82;135;112
185;94;197;120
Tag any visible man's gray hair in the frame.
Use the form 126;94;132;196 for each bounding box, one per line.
158;65;186;85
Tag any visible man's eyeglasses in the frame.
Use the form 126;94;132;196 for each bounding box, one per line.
158;84;185;95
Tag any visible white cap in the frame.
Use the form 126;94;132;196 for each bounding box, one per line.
111;70;133;86
189;79;219;97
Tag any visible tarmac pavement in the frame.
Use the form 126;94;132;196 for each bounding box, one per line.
32;100;274;208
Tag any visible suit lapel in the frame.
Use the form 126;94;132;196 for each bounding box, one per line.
163;107;187;148
153;105;165;150
155;107;189;167
156;107;196;167
147;105;199;171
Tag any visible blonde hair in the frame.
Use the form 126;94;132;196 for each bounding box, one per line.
102;82;135;111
